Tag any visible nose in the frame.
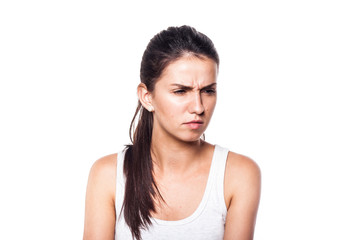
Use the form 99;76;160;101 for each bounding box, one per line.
189;92;205;115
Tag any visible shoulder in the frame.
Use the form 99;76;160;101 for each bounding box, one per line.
224;151;261;208
90;153;118;174
87;153;118;199
226;151;261;182
222;151;261;239
89;153;118;181
83;153;118;239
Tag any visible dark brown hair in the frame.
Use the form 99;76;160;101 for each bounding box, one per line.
122;25;219;240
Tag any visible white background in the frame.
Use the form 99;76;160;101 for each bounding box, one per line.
1;0;359;239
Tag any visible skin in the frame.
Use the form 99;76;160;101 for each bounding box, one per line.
83;56;261;240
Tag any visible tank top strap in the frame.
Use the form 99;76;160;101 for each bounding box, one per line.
115;149;126;220
212;145;229;215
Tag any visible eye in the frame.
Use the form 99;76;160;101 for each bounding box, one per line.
202;88;216;95
173;89;186;95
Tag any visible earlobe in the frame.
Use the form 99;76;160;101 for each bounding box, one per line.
137;83;154;112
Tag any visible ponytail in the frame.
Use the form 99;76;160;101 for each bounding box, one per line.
123;102;162;240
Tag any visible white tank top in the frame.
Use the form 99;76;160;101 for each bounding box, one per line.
115;145;229;240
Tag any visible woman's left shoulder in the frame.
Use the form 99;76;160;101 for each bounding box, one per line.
226;151;261;178
224;151;261;206
223;151;261;238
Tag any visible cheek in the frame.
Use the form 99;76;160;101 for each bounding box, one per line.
155;95;186;119
159;94;188;109
204;97;217;112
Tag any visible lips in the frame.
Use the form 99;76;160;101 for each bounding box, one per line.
184;120;204;129
185;120;204;124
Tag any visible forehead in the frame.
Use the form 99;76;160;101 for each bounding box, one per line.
156;56;218;87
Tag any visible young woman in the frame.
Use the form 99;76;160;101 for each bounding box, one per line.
83;26;261;240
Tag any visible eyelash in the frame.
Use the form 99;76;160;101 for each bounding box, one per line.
174;89;186;95
173;89;216;95
203;89;216;94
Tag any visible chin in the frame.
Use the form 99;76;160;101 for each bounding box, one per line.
178;133;204;143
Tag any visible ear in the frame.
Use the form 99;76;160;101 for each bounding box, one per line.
137;83;154;112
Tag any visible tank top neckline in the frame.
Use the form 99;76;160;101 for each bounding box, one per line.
150;144;220;226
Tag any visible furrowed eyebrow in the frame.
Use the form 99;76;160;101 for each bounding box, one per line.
202;83;217;89
170;84;193;91
170;83;217;90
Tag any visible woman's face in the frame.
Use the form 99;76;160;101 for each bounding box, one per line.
150;56;218;143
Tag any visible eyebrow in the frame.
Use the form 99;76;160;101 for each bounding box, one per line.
170;83;217;90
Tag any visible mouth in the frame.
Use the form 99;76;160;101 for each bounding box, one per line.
184;120;204;130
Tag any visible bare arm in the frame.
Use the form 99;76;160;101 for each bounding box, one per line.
83;154;117;240
223;152;261;240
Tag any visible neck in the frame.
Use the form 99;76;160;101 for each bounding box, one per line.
150;136;206;175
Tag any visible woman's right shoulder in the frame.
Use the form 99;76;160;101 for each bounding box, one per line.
85;153;119;208
84;153;119;239
87;153;119;193
89;147;130;181
89;153;118;177
91;153;118;171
